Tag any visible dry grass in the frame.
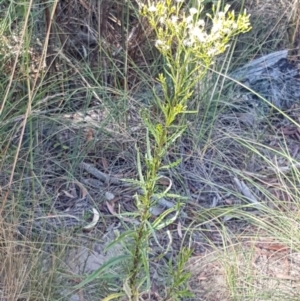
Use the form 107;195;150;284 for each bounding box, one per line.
1;0;300;300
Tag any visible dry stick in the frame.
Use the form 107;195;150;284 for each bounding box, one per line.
79;162;122;185
234;177;262;209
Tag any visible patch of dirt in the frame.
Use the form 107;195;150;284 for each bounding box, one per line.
188;236;300;301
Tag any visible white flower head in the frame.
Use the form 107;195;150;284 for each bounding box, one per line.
148;5;157;12
183;38;194;47
185;15;193;25
189;7;198;16
223;27;232;35
198;33;207;43
217;12;226;19
155;39;170;51
196;19;205;27
211;20;223;34
207;47;218;57
159;16;166;24
155;39;164;47
171;15;178;24
231;23;238;30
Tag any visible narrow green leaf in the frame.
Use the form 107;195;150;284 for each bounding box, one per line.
160;158;182;169
152;206;181;230
104;230;136;253
146;128;153;162
73;254;131;290
102;293;126;301
136;145;145;185
123;278;132;298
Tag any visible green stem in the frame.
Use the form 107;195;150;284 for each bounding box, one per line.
129;123;170;298
129;207;149;299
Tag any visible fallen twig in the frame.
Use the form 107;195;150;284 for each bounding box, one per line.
79;162;122;185
234;177;262;209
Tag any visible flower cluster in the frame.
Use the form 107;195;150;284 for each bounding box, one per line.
138;0;251;155
140;0;251;61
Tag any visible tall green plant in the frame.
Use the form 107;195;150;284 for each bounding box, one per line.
76;1;251;300
126;1;251;299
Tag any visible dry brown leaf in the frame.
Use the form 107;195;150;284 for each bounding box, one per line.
106;202;139;225
158;178;170;186
106;201;116;216
86;128;94;142
255;242;289;252
102;157;109;170
62;190;76;198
